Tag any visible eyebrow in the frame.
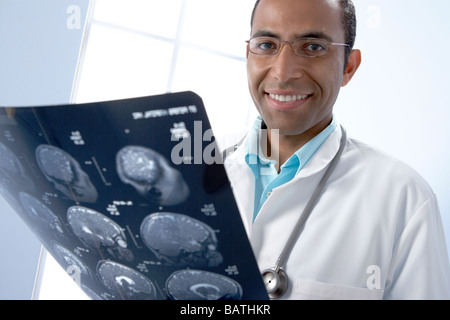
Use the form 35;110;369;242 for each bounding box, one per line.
251;30;334;42
251;30;279;38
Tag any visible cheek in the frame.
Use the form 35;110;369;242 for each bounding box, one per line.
247;59;266;95
315;63;344;100
246;62;256;93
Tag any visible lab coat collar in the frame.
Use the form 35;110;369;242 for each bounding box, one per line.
227;123;344;179
293;123;343;180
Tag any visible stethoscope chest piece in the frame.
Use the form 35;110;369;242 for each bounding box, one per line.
261;267;288;299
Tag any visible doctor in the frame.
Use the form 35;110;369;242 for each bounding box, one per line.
224;0;450;299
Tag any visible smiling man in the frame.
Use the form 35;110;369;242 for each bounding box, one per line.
224;0;450;300
247;0;359;163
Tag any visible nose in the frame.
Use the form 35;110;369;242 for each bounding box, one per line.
269;43;305;82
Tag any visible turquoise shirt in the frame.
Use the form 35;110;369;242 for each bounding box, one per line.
245;116;337;221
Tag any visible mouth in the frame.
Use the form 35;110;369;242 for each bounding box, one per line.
266;92;312;110
268;93;311;102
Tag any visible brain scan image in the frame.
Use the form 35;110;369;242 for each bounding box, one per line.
19;192;64;236
140;212;223;268
50;242;92;280
97;260;157;300
166;269;243;300
0;142;26;176
35;144;98;203
116;146;189;206
67;206;133;262
0;142;33;191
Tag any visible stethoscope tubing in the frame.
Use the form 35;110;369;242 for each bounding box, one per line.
264;126;347;299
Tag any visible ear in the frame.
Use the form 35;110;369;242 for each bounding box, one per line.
341;49;361;87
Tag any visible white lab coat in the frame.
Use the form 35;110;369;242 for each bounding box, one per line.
224;124;450;300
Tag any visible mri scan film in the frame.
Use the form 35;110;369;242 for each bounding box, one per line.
0;92;268;300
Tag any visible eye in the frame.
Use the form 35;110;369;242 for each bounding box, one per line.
258;41;276;51
306;43;326;52
251;37;279;54
300;40;328;57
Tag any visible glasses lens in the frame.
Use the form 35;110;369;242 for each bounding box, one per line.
248;37;334;57
294;38;328;57
249;37;279;55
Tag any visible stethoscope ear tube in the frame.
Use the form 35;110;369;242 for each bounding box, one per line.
261;126;347;299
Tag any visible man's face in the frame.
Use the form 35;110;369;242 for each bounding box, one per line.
247;0;357;136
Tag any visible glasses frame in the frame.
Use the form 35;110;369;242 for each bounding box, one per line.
246;36;350;58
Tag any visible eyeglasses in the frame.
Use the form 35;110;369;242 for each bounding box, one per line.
246;36;349;58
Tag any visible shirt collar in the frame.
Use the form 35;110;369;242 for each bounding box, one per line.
245;116;337;177
291;118;337;174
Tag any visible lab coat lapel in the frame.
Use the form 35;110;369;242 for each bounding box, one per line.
293;124;343;180
224;139;255;236
253;125;343;224
250;125;344;262
224;125;343;236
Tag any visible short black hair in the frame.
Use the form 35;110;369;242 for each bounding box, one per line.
250;0;357;66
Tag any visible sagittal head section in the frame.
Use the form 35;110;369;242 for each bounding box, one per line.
97;260;157;300
166;269;243;300
140;212;223;268
0;142;26;177
50;242;91;279
116;146;189;206
35;145;98;203
0;142;33;191
19;191;64;235
67;206;133;262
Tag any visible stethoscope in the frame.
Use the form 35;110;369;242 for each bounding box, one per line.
261;126;347;299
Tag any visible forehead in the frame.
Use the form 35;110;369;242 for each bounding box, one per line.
252;0;345;41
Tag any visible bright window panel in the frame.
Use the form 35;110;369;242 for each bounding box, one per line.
92;0;183;39
75;23;174;103
181;0;254;58
170;45;254;140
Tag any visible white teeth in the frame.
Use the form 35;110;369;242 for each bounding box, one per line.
269;93;309;102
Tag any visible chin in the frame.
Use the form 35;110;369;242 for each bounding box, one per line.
263;118;306;135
